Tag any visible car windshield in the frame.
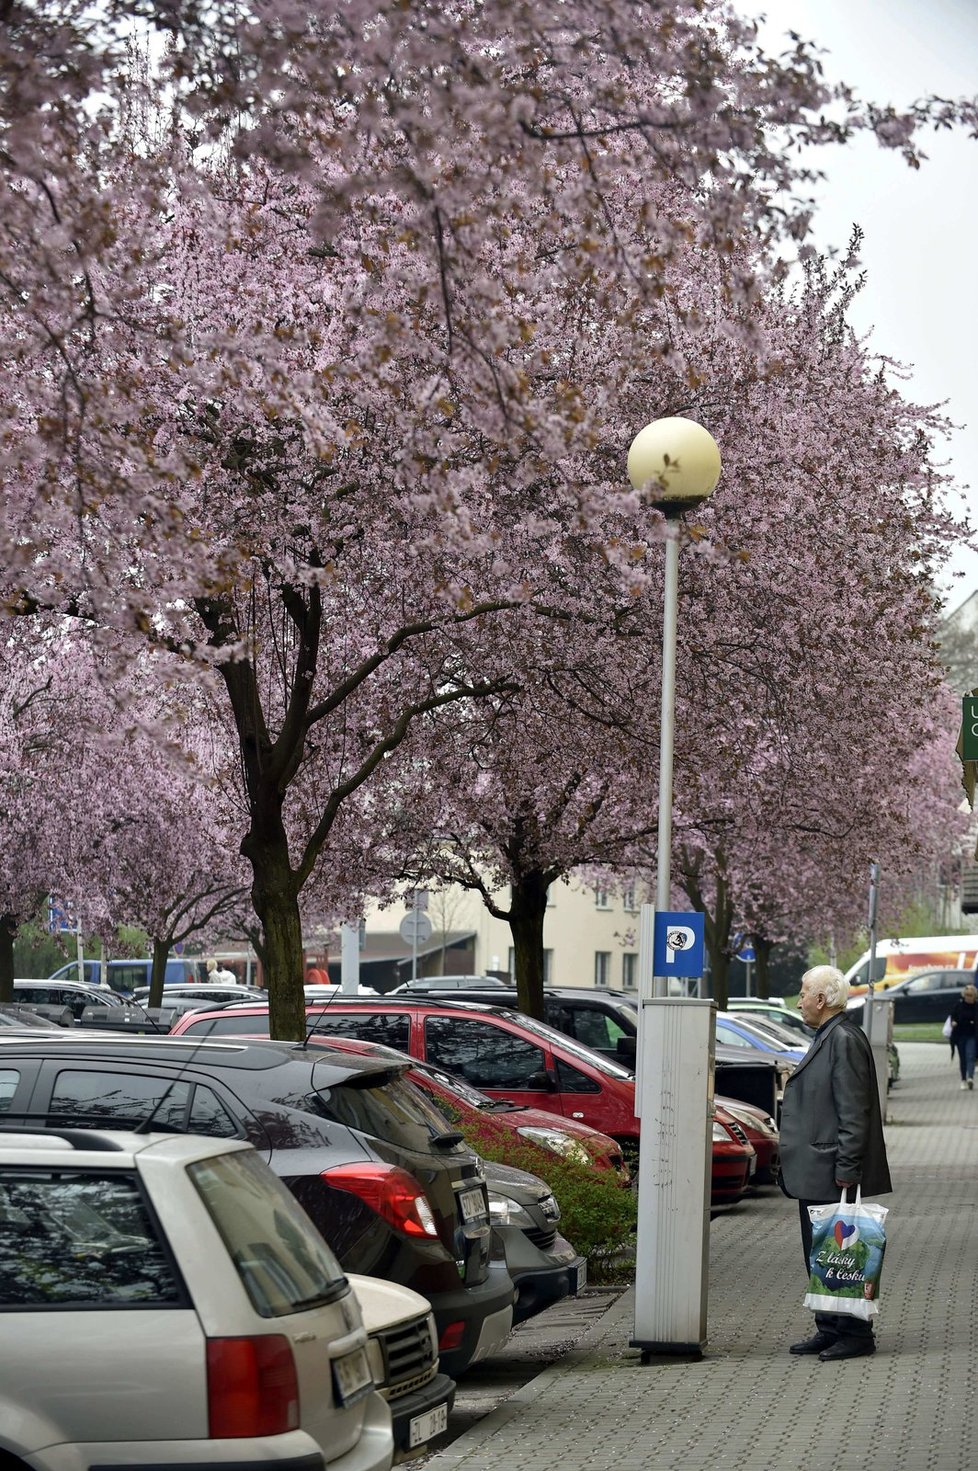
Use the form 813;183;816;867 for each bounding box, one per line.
496;1013;633;1078
416;1062;494;1109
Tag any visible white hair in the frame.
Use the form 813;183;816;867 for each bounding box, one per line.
802;964;849;1011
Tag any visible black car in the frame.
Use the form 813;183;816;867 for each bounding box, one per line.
0;1034;514;1381
848;968;974;1025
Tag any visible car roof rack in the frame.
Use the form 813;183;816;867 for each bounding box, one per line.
0;1123;129;1151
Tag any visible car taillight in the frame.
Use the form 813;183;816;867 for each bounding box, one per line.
438;1320;466;1352
323;1163;439;1237
206;1335;299;1438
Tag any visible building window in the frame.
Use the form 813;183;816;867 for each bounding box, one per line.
622;953;637;990
623;887;637;913
594;951;611;986
594;888;610;910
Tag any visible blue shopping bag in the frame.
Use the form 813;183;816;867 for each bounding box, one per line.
803;1187;888;1321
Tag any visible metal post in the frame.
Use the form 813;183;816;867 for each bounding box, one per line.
654;526;679;999
340;923;360;995
632;519;712;1358
863;862;887;1121
75;904;85;985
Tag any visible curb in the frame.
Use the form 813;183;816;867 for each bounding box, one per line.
425;1288;633;1470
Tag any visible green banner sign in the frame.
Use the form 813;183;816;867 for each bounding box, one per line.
963;697;978;762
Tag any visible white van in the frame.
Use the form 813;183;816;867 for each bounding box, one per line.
844;934;978;994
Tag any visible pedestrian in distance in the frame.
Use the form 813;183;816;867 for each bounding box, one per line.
206;958;238;985
778;964;891;1362
950;983;978;1090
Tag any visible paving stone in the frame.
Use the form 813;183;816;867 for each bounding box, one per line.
422;1042;978;1471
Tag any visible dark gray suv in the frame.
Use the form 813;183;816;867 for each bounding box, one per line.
0;1035;514;1380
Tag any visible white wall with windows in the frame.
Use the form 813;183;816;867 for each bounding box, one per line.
364;874;641;989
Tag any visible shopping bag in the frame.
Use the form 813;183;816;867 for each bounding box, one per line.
943;1015;954;1040
803;1187;888;1320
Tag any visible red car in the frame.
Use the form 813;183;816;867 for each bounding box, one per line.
170;1000;754;1206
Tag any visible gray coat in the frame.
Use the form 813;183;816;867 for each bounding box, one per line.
778;1012;891;1200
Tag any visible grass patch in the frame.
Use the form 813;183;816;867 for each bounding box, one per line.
893;1023;945;1043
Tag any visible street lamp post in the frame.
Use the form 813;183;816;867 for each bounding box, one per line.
627;415;722;1358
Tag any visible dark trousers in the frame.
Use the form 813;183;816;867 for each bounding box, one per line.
799;1200;874;1341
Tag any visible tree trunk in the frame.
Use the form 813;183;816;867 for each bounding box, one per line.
148;937;170;1009
0;915;15;1002
245;830;307;1040
754;936;773;999
509;870;549;1020
702;864;732;1006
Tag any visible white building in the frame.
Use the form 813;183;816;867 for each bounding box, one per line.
346;876;642;994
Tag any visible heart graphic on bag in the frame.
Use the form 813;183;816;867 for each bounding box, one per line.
834;1220;859;1249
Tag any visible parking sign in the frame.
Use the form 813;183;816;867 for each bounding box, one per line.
652;911;706;979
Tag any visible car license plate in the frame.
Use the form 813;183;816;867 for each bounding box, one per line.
408;1401;449;1448
458;1186;486;1222
332;1345;373;1407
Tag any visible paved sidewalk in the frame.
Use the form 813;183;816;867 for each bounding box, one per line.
426;1043;978;1471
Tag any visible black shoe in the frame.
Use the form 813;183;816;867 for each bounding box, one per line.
789;1331;837;1355
819;1337;876;1361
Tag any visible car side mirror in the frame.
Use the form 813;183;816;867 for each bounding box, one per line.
616;1035;637;1063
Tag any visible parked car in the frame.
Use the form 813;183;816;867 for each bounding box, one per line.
403;1057;629;1180
728;1000;814;1038
348;1274;454;1456
0;1124;394;1471
847;968;974;1025
715;1097;780;1185
290;1035;587;1327
10;977;128;1022
422;985;783;1118
482;1159;586;1323
391;976;509;994
710;1107;757;1204
169;1002;754;1206
0;1007;63;1030
286;1034;588;1324
0;1035;515;1378
50;957;203;993
133;981;267;1007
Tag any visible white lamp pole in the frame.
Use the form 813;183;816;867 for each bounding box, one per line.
627;415;722;1358
627;415;722;964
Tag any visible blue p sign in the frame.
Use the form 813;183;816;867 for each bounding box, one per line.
653;912;705;979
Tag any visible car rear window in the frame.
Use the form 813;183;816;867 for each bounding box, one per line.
0;1168;183;1308
189;1148;347;1317
310;1069;460;1153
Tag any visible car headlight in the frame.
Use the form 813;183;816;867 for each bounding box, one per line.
517;1126;591;1166
712;1121;734;1143
487;1191;536;1228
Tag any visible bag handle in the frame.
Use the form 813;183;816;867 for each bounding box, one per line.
839;1186;863;1211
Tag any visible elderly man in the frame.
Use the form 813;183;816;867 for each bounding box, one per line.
779;963;891;1361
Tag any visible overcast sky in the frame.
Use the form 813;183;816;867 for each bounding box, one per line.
752;0;978;616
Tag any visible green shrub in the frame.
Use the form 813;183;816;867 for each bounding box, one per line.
460;1119;637;1282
